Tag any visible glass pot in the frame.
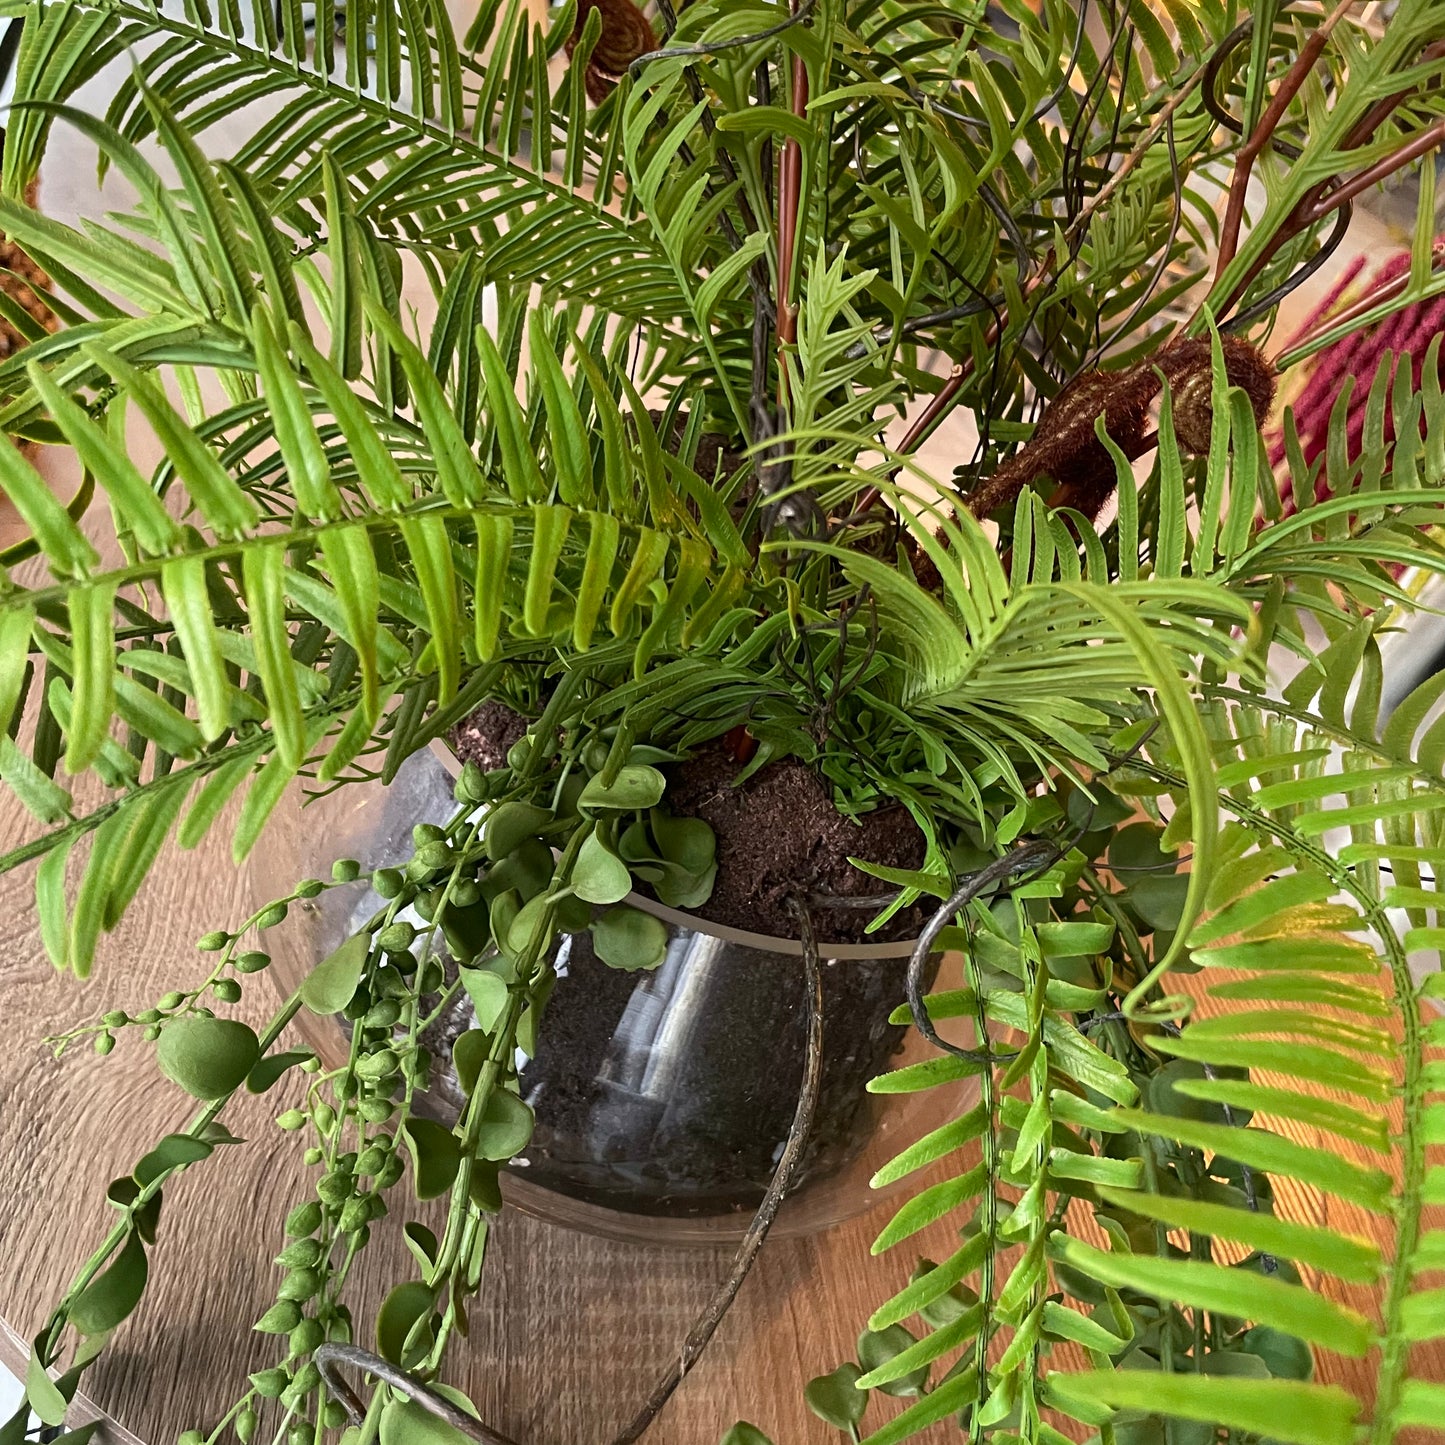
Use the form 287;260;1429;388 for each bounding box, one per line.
261;747;973;1245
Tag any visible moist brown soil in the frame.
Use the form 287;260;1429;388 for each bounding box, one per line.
665;742;925;943
449;700;532;772
447;705;925;944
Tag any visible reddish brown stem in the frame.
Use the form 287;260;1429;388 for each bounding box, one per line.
776;44;809;371
1214;0;1358;282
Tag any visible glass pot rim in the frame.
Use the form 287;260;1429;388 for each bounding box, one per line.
425;738;922;961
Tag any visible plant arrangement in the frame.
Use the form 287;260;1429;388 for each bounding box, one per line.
0;1;1444;1443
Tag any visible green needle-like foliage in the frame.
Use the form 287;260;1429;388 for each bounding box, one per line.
1;3;1444;1445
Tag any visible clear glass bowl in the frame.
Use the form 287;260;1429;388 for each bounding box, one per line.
260;747;973;1246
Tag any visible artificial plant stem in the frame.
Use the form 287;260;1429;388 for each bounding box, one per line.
1212;0;1358;283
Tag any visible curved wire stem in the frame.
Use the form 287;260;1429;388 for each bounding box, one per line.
629;0;818;72
313;1344;522;1445
315;909;826;1445
905;839;1063;1065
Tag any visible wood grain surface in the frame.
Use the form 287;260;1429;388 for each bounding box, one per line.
1;767;1443;1445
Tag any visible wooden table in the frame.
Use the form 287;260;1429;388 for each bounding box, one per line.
2;766;1442;1445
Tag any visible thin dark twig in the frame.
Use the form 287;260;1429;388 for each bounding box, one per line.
313;1345;522;1445
905;839;1063;1065
1030;0;1094;123
1221;201;1352;332
630;0;818;71
608;899;825;1445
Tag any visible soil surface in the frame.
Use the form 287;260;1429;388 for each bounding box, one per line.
666;743;926;943
449;700;531;771
448;706;927;944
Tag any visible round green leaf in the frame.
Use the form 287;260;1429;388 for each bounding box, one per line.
246;1048;314;1095
481;802;552;861
649;812;715;874
475;1089;534;1161
378;1389;479;1445
1239;1325;1315;1381
300;933;369;1015
652;860;717;910
69;1231;148;1335
375;1281;435;1367
133;1133;213;1186
591;905;668;971
804;1363;866;1430
402;1117;462;1199
572;832;633;905
156;1017;260;1100
452;1029;490;1095
579;764;666;811
461;966;510;1033
857;1325;929;1397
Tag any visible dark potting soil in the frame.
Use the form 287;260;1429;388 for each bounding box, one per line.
449;700;532;772
665;742;927;945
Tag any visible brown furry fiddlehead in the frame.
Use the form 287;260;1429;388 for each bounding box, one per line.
964;335;1277;524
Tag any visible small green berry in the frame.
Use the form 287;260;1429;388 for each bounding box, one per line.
236;951;270;974
143;1025;162;1042
323;1402;348;1430
372;868;404;899
412;823;446;847
332;858;362;883
338;1196;371;1234
301;1056;322;1073
287;1424;311;1445
197;930;229;952
452;878;482;907
378;921;417;954
135;1009;162;1025
158;991;185;1011
256;902;289;930
285;1201;322;1237
356;1048;397;1080
418;840;453;871
250;1368;289;1399
312;1102;337;1134
506;736;532;771
254;1300;302;1334
236;1407;257;1443
334;1075;359;1101
456;761;487;804
357;1097;395;1124
355;1145;388;1177
94;1032;115;1056
277;1267;321;1302
275;1238;321;1269
179;1428;204;1445
296;879;324;899
376;1155;405;1189
102;1009;128;1027
276;1110;306;1132
289;1317;325;1357
417;960;444;993
303;1146;324;1166
363;998;401;1029
212;979;242;1004
317;1170;353;1206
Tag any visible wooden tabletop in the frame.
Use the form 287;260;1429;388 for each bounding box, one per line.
2;765;1443;1445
